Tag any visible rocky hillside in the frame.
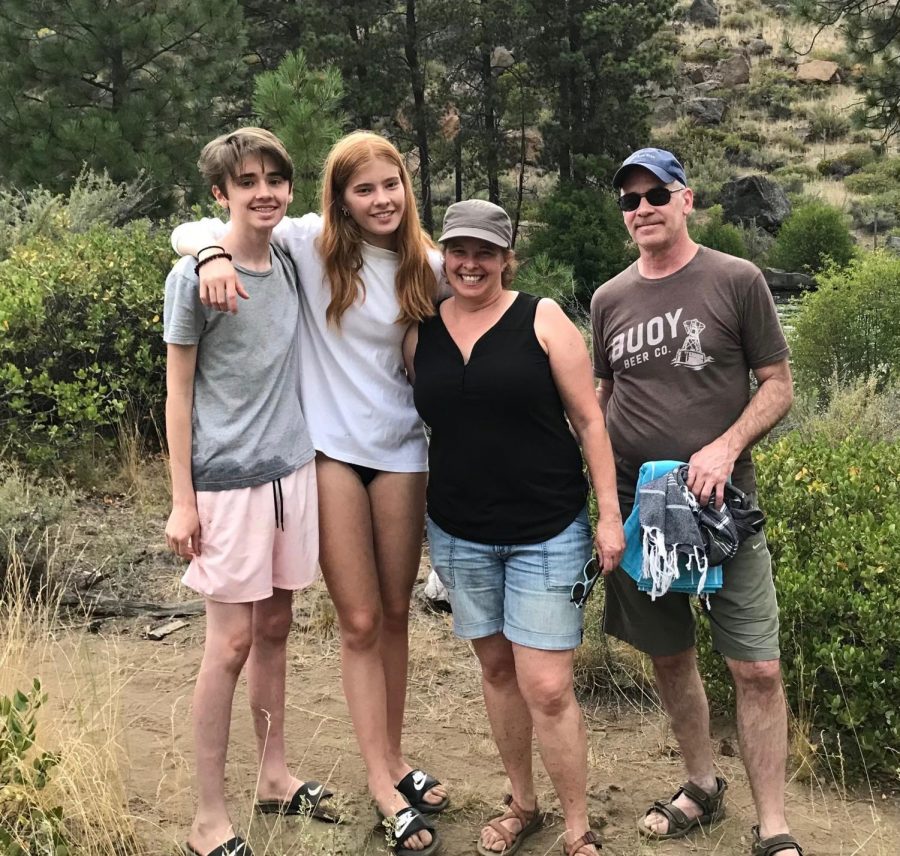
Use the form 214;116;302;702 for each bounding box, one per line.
646;0;900;255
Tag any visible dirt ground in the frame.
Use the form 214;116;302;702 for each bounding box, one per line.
28;493;900;856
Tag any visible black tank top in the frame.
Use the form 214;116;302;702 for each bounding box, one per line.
414;291;588;545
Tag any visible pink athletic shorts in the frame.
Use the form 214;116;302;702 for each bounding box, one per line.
182;460;319;603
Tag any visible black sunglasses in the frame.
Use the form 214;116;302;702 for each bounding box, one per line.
570;557;600;609
617;186;684;212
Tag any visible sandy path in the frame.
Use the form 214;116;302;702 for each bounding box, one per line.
14;570;894;856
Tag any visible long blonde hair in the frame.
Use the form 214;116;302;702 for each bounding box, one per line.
319;131;437;327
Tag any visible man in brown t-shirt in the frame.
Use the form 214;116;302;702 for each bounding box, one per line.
591;148;800;856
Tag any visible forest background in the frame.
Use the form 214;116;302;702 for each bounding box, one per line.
0;0;899;854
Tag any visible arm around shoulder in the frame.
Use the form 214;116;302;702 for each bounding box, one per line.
171;217;228;256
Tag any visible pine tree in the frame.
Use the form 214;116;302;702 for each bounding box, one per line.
521;0;677;186
252;50;346;214
0;0;248;208
794;0;900;138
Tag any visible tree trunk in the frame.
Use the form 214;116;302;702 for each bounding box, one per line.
513;83;527;246
481;45;500;204
567;10;586;186
455;134;463;202
404;0;433;233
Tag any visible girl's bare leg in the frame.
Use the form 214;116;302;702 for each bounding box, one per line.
316;457;433;850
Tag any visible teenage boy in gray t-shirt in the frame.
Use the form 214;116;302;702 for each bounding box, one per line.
163;128;340;856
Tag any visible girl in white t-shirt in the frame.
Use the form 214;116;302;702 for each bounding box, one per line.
172;132;447;856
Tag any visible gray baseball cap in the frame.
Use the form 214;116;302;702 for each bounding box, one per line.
439;199;512;248
612;148;687;189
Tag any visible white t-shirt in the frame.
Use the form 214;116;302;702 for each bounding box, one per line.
172;213;442;472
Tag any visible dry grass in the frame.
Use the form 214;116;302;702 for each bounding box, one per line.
1;548;145;856
801;178;854;207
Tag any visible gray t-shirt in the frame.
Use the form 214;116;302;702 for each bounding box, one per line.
591;246;789;511
163;245;314;491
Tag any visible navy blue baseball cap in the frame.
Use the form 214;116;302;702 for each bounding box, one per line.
612;148;687;189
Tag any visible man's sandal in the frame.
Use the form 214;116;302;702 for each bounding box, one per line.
563;830;602;855
377;805;442;856
476;794;543;856
638;776;727;840
751;825;804;856
395;768;449;814
255;780;343;823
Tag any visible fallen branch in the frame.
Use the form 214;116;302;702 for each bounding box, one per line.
59;593;205;619
146;619;190;640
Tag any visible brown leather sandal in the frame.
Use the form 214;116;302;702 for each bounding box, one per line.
475;793;543;856
751;825;803;856
638;776;727;840
563;830;601;855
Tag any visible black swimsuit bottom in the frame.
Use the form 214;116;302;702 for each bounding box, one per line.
348;462;382;487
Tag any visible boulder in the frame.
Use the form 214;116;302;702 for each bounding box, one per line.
796;60;841;84
745;38;772;56
721;175;792;232
440;107;460;141
717;51;751;86
885;236;900;254
686;97;728;125
773;53;799;70
685;64;711;83
491;45;515;70
523;128;543;163
653;96;679;123
763;268;814;293
691;80;722;94
688;0;720;26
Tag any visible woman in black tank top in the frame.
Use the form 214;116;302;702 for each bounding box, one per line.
402;200;624;856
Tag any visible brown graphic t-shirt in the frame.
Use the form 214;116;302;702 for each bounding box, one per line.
591;246;789;511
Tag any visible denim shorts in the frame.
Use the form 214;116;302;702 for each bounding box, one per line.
425;507;593;651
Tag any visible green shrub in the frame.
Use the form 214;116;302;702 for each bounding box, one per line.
750;434;899;780
524;186;633;309
721;11;755;30
683;38;731;63
768;201;855;273
843;157;900;196
690;204;748;257
0;170;151;261
845;172;892;196
746;66;797;120
0;188;65;263
0;679;68;856
816;147;877;177
771;171;807;194
0;221;172;464
773;164;818;182
683;148;733;208
736;221;774;266
790;251;900;392
849;194;899;231
767;129;807;153
786;378;900;445
804;104;851;141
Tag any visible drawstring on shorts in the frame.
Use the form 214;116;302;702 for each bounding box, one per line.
272;478;285;530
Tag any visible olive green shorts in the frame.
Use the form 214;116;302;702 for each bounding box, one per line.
603;527;780;662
